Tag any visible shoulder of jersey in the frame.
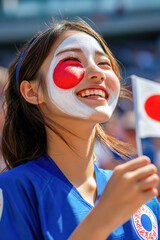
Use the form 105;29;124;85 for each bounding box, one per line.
0;156;53;186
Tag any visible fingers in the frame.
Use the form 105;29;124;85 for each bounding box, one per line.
114;156;150;173
139;173;159;192
113;156;160;204
132;164;157;181
107;156;159;212
141;187;159;204
132;171;159;204
114;156;158;184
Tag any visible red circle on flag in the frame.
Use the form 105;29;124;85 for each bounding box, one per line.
144;95;160;122
53;60;85;89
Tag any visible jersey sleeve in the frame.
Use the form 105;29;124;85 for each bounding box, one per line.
0;171;43;240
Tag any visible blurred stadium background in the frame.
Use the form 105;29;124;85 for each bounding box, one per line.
0;0;160;174
0;0;160;82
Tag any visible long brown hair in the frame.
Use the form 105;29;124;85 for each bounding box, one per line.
1;19;135;170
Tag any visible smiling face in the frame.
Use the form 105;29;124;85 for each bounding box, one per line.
45;31;120;121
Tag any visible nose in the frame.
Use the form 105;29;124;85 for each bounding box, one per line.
85;62;105;83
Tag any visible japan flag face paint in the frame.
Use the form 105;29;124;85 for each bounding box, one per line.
47;32;120;119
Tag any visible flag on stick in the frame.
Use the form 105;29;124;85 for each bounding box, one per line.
131;75;160;156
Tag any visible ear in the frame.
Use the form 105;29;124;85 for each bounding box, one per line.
20;80;44;105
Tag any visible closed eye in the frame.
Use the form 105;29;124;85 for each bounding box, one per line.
63;57;81;63
98;61;112;69
98;61;111;66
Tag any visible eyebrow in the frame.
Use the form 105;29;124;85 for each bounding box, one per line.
56;48;82;56
56;47;109;58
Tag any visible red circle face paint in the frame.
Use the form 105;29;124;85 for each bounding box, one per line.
53;59;85;89
144;94;160;121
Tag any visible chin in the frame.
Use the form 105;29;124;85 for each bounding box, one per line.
87;110;112;123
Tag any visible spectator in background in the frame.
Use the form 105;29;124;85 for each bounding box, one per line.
120;110;157;163
120;110;136;148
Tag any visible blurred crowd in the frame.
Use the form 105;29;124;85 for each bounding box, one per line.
111;36;160;84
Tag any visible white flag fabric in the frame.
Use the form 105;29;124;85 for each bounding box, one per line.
131;75;160;139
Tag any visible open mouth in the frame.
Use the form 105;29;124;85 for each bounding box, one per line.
77;88;108;99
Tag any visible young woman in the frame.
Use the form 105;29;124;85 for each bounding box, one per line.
0;19;159;240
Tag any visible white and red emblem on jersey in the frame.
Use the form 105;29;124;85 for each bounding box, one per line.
132;205;158;240
0;188;3;220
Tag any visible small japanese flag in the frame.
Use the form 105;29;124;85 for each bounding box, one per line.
132;75;160;140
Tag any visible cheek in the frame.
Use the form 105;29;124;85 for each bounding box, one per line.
53;60;85;89
107;72;120;93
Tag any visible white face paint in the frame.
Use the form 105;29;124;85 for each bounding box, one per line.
97;85;119;118
47;32;119;119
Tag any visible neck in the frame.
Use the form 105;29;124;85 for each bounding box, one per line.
46;117;97;187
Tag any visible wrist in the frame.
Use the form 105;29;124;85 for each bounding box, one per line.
69;202;114;240
91;202;114;239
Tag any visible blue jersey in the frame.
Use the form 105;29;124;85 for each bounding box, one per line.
0;154;159;240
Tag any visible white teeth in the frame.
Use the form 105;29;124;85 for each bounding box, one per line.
102;91;105;98
95;90;99;95
99;90;103;96
79;89;106;98
86;90;90;95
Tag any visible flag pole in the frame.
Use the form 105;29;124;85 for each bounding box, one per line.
131;75;143;156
